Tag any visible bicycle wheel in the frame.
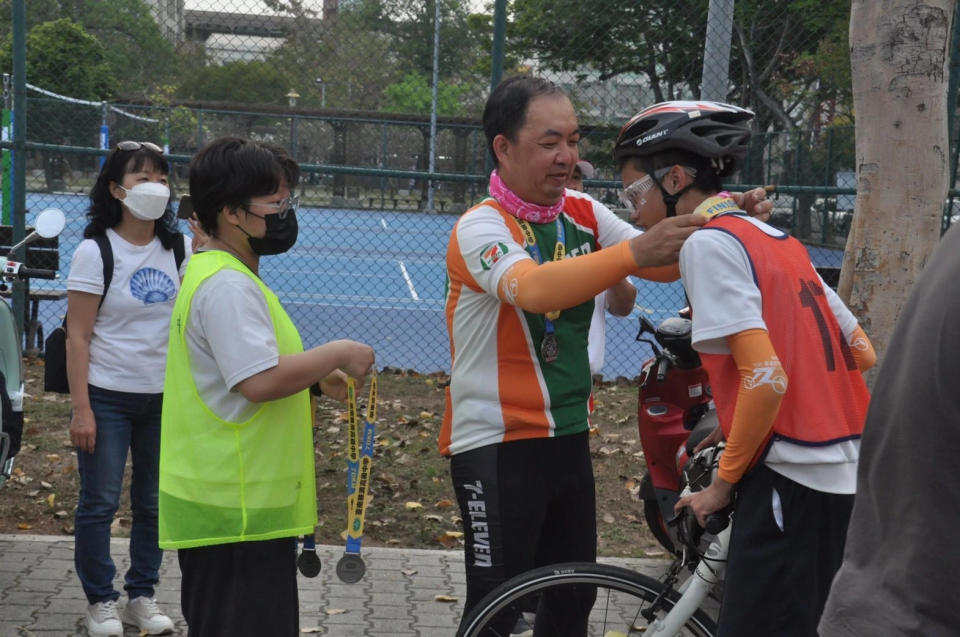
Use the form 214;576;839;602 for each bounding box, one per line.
457;562;717;637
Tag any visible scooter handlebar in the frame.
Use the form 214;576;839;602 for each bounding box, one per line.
18;267;58;280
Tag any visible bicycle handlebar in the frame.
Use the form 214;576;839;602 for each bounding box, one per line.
704;510;731;535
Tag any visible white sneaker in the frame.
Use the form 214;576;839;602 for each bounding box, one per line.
122;596;175;635
85;600;123;637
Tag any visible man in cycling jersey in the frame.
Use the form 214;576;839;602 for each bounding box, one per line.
612;101;876;636
442;77;775;635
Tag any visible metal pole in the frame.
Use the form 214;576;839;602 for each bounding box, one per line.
2;74;11;225
490;0;507;92
427;0;441;213
487;0;507;174
11;0;26;336
701;0;735;101
380;122;387;210
99;101;109;168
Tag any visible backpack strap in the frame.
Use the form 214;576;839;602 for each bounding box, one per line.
172;232;185;272
92;234;114;310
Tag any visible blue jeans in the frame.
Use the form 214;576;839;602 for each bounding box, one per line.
75;385;164;604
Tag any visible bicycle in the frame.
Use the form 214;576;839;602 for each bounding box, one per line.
456;443;730;637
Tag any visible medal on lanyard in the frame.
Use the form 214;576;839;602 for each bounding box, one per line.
517;218;565;363
540;322;559;363
337;373;378;583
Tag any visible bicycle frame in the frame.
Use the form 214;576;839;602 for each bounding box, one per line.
646;525;729;635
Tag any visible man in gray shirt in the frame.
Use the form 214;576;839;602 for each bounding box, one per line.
819;223;960;636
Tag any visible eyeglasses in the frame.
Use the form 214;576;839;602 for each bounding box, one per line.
116;140;164;154
618;166;696;213
245;195;299;220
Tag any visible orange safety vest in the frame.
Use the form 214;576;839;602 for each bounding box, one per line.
697;214;870;468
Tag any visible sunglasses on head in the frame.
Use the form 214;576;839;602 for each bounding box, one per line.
116;141;164;154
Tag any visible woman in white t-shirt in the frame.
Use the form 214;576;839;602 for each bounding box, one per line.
65;142;189;637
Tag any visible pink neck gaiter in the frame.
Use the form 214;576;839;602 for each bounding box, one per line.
489;170;564;224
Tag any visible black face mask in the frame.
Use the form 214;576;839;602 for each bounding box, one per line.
241;208;299;255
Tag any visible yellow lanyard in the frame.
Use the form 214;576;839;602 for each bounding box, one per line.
516;218;565;320
337;372;377;583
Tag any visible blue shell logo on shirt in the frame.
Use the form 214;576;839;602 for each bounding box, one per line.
130;267;177;304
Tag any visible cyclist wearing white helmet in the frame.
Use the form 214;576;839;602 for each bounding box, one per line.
614;101;876;636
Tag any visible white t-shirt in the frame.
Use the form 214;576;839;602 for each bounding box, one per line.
67;229;191;393
587;290;608;375
184;267;279;423
679;215;861;494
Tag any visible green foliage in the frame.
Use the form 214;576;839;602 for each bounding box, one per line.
0;18;115;148
382;72;471;115
0;18;115;100
266;10;398;111
337;0;491;100
148;85;201;152
177;60;290;105
511;0;707;100
0;0;179;97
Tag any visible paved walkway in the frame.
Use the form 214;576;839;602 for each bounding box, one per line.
0;534;672;636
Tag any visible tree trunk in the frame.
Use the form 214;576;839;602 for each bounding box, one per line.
840;0;954;380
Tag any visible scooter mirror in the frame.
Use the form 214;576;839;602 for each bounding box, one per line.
35;209;66;238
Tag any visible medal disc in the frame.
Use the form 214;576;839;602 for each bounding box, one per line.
336;553;366;583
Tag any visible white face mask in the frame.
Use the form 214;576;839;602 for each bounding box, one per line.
118;182;170;221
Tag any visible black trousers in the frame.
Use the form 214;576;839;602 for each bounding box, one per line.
451;431;597;634
178;537;299;637
719;464;854;637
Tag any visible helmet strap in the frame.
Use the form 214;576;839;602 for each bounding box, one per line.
646;161;695;219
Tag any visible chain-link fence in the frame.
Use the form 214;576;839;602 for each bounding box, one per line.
2;0;956;378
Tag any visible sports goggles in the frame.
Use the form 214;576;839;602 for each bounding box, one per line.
246;195;299;220
618;167;671;213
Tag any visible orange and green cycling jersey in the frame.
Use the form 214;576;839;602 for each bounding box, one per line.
439;192;640;456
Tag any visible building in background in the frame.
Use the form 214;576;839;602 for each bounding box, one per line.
143;0;185;44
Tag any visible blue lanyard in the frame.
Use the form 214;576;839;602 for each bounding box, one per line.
517;217;565;328
518;217;565;265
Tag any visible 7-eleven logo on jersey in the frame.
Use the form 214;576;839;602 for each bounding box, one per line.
479;242;509;270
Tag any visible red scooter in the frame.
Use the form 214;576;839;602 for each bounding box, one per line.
636;312;723;556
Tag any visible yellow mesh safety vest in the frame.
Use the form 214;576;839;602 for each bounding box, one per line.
158;251;317;549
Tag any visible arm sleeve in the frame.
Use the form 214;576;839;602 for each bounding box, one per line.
497;240;642;313
716;328;788;485
848;325;877;372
